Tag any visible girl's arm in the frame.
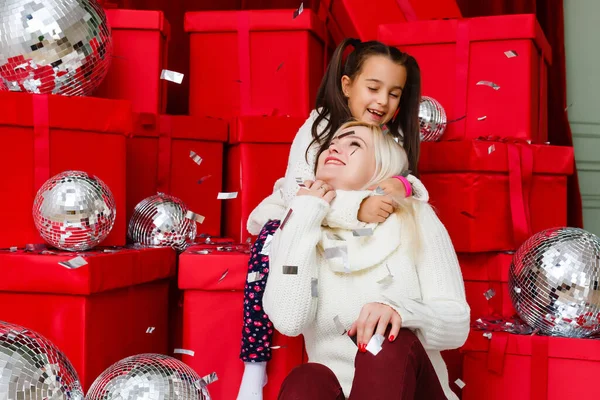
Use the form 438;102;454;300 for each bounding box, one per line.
379;204;470;351
262;195;329;337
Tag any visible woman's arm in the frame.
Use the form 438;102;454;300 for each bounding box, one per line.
263;195;329;337
379;204;470;351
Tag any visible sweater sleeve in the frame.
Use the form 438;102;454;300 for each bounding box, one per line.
380;204;470;351
262;195;329;337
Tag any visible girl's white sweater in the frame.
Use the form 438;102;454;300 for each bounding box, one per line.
262;194;470;399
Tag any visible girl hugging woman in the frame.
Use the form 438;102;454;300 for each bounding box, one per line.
263;121;470;400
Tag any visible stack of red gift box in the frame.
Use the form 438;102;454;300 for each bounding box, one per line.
379;13;600;400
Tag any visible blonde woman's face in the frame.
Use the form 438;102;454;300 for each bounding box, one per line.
315;126;376;190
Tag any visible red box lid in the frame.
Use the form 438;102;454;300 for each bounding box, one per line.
184;9;327;43
419;141;574;175
459;252;513;283
178;244;250;291
132;113;228;142
0;247;176;295
0;92;132;135
462;330;600;361
228;115;305;144
105;9;170;39
378;14;552;64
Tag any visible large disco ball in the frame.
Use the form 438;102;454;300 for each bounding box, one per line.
128;193;197;252
0;320;84;400
509;227;600;338
0;0;112;95
33;170;116;251
86;353;211;400
419;96;447;142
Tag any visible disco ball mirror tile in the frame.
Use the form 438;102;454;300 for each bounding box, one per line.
128;193;196;252
419;96;447;142
33;170;116;252
86;353;210;400
0;0;112;95
509;227;600;337
0;320;83;400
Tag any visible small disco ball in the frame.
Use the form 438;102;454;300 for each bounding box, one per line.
419;96;447;142
128;193;197;252
0;320;84;400
33;170;116;251
509;227;600;338
0;0;112;95
86;353;211;400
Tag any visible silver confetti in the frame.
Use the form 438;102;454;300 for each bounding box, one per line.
189;150;203;166
504;50;519;58
259;234;274;255
333;315;347;335
58;256;88;270
483;332;493;339
217;192;238;200
160;69;184;84
374;186;386;196
270;345;286;350
193;249;211;255
280;208;294;230
324;246;348;259
186;210;206;224
311;278;318;298
248;271;263;283
377;264;394;286
381;124;390;136
484;288;496;300
9;246;17;252
200;372;218;386
352;228;373;237
173;348;195;356
218;269;229;283
477;116;487;121
488;144;496;154
366;334;385;356
296;177;306;187
293;2;304;18
282;265;298;275
476;80;500;90
455;379;466;389
146;327;155;334
326;232;345;241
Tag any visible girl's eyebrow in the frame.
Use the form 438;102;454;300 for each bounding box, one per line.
336;131;355;139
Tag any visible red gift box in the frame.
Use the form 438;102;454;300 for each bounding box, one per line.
319;0;461;43
184;9;328;119
127;113;228;237
459;252;516;322
95;9;170;114
461;331;600;400
223;116;305;243
0;246;175;391
178;244;304;400
379;14;552;143
0;92;131;248
419;140;574;252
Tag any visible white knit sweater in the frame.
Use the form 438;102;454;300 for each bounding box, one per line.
262;194;470;399
247;109;429;236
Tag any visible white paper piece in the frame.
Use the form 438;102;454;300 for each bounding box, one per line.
504;50;519;58
259;234;274;255
248;271;263;283
186;210;205;224
366;334;385;356
488;144;496;154
217;192;238;200
352;228;373;237
160;69;184;84
455;379;466;389
477;116;487;121
174;348;195;356
333;315;347;335
58;256;88;270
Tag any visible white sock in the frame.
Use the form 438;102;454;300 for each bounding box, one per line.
236;361;268;400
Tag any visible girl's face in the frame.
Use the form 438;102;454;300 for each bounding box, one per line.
315;126;376;191
341;55;407;125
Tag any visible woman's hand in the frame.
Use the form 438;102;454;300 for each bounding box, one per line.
357;195;395;223
297;180;336;203
348;303;402;351
368;177;408;200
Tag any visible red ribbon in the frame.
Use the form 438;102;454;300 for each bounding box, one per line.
477;136;533;248
33;95;50;191
157;115;172;194
395;0;417;21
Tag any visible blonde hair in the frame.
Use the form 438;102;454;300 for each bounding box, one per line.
334;120;422;259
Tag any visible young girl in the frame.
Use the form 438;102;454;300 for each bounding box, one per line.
237;38;429;399
265;122;470;399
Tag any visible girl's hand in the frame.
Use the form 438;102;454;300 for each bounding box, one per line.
357;195;395;223
348;303;402;351
368;177;407;200
297;180;336;203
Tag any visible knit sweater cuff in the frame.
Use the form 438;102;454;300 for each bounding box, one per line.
322;190;374;230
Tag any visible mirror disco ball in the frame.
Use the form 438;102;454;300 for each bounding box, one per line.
0;0;112;95
128;193;197;252
0;320;84;400
419;96;447;142
33;170;116;251
509;227;600;338
86;353;211;400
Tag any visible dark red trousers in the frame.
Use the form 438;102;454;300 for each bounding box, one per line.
278;329;447;400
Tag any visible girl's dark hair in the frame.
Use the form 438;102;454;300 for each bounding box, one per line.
309;38;422;176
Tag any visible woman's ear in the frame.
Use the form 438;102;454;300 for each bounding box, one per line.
341;75;352;98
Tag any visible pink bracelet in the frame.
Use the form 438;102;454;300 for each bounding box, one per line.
393;176;412;198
